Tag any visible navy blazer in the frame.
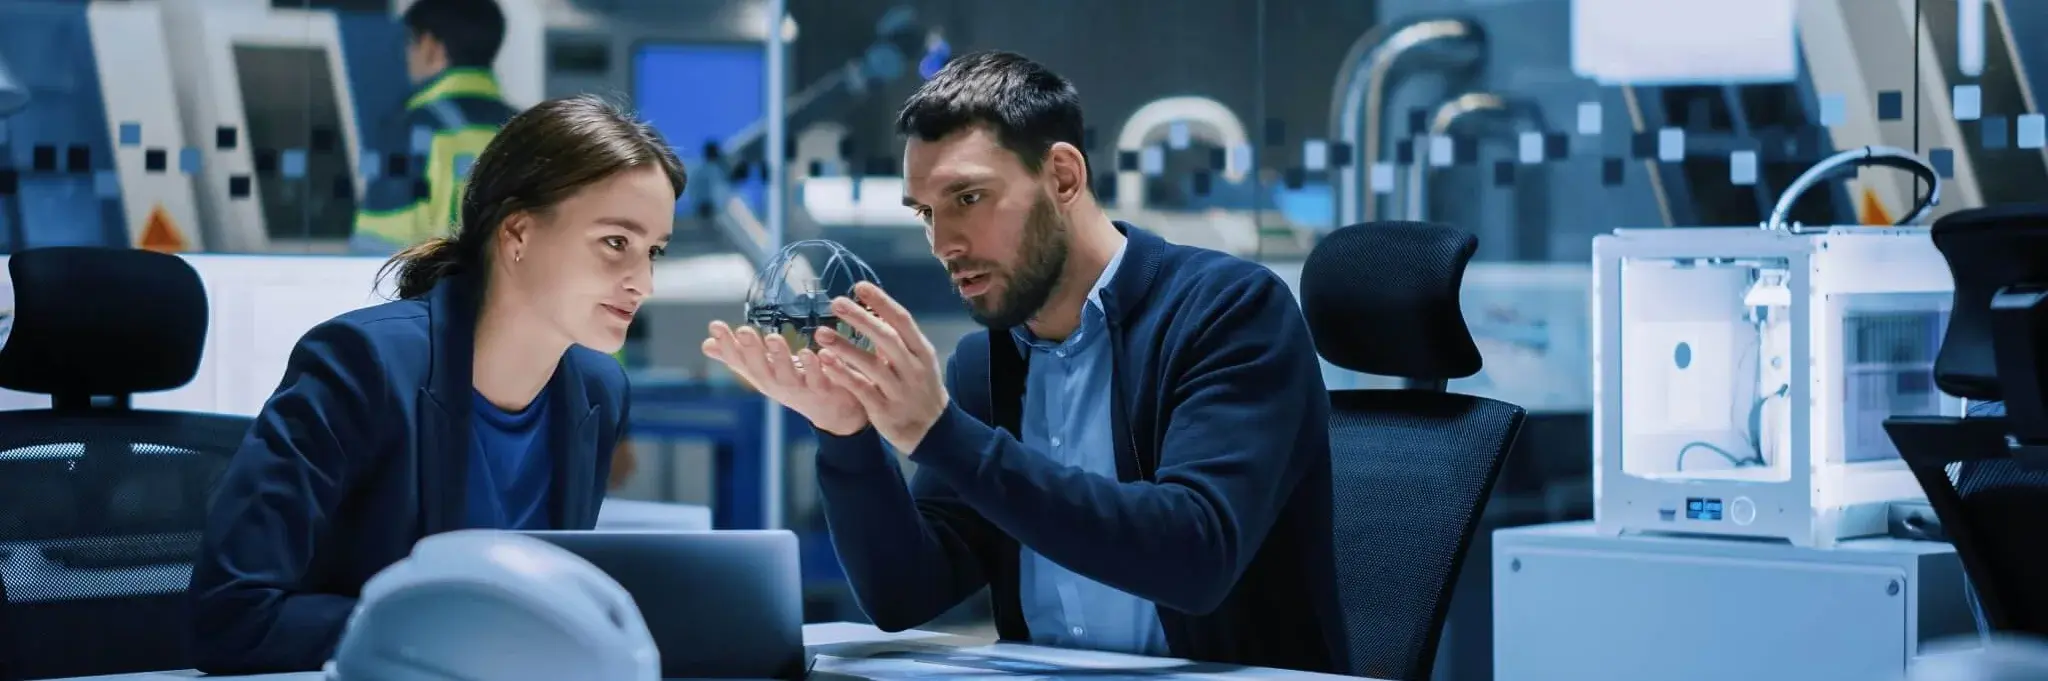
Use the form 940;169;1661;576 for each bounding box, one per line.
186;275;628;675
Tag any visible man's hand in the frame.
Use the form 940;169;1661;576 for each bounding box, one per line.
815;281;951;454
701;321;870;437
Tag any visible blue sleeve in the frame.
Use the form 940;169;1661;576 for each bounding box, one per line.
813;395;1003;631
188;320;390;674
904;272;1325;615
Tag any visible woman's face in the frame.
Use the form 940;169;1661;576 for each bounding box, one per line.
498;165;677;353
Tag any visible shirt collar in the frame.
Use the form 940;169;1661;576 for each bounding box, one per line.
1085;236;1129;314
1011;236;1129;349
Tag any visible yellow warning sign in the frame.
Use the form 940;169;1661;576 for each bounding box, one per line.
1857;187;1895;226
139;204;187;253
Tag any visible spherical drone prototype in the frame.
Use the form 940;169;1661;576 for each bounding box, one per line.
745;240;881;350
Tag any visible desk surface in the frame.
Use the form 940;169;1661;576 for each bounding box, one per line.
65;622;1363;680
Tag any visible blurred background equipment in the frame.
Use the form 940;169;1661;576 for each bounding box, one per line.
0;53;30;117
4;0;2048;677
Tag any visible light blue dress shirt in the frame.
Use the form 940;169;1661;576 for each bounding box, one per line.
1011;238;1169;656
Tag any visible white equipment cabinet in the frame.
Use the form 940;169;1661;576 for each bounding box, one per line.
1494;522;1974;681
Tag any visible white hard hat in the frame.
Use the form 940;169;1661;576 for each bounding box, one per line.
323;530;661;681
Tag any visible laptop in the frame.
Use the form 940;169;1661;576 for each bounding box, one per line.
519;529;807;681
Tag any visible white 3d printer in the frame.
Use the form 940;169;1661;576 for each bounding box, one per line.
1591;147;1966;548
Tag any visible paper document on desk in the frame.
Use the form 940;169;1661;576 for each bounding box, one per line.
812;652;1158;679
812;647;1322;679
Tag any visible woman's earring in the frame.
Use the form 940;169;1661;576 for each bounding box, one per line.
514;251;523;263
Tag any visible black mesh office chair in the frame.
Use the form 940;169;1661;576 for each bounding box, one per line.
0;248;250;680
1884;204;2048;640
1297;222;1527;681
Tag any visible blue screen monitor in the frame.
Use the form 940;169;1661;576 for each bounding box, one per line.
633;43;766;217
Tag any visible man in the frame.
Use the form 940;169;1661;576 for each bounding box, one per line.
701;51;1344;673
351;0;517;254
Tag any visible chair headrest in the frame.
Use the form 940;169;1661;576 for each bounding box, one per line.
0;247;208;398
1928;204;2048;401
1299;221;1482;380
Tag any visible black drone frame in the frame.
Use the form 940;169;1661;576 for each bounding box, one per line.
743;239;882;349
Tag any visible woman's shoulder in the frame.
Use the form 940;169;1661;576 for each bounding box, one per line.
565;345;629;400
294;297;433;378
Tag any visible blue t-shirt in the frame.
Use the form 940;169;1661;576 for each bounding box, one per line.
465;388;555;529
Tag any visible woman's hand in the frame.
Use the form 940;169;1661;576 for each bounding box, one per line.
701;321;869;436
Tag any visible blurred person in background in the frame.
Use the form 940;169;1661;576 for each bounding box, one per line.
350;0;517;256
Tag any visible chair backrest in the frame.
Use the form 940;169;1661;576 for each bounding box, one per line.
1887;205;2048;640
1890;413;2048;637
1298;221;1526;681
0;247;250;680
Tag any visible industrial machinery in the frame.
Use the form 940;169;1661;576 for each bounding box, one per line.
652;5;932;267
1592;147;1962;547
158;0;368;253
1399;91;1545;223
1329;16;1486;227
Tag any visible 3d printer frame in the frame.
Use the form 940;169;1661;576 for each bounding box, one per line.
1593;226;1958;547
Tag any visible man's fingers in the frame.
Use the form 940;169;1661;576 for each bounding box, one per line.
854;282;925;343
828;299;915;369
727;325;779;383
762;332;799;386
819;351;886;409
818;323;905;378
796;349;824;391
818;343;894;399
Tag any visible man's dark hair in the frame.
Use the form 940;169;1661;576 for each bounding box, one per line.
896;50;1089;177
403;0;507;68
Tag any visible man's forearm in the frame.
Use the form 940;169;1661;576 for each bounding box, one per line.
813;428;992;631
903;405;1243;613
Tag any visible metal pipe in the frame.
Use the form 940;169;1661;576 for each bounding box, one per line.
1763;145;1940;232
1329;18;1483;228
1401;92;1508;222
708;7;925;264
762;0;788;531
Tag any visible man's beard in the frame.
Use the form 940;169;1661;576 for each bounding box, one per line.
961;194;1068;330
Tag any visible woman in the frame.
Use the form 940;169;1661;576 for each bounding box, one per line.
187;95;685;675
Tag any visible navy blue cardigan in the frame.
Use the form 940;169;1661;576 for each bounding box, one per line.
816;225;1345;673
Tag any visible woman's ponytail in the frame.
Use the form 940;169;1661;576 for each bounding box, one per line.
379;236;464;299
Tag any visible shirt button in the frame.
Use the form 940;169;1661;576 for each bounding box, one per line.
1050;436;1062;447
1070;626;1085;637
